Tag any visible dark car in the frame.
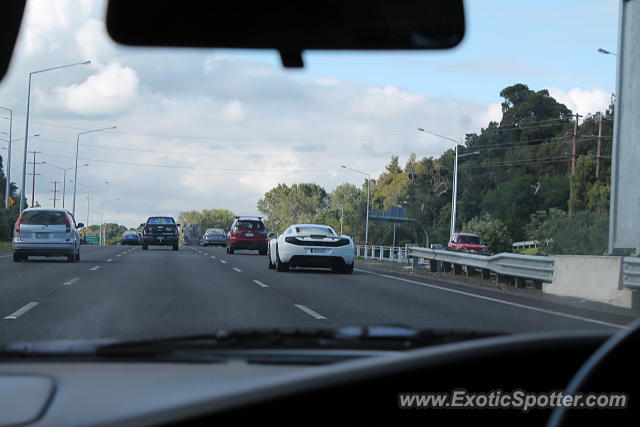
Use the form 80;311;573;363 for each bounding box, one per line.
142;216;180;251
121;230;142;245
226;217;268;255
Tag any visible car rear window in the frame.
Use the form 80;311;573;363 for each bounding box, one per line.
124;231;138;235
147;217;175;224
21;211;67;226
235;221;265;231
296;226;334;236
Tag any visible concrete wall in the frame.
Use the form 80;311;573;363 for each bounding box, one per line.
544;255;633;308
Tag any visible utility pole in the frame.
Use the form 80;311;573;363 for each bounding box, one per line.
50;181;60;208
571;113;582;175
28;150;42;207
596;114;603;179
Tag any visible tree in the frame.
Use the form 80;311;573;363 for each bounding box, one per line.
526;208;608;255
200;209;236;230
463;214;512;253
257;183;329;234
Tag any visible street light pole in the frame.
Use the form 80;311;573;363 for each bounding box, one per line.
341;165;370;244
0;106;11;209
72;126;116;217
418;128;479;239
44;162;88;209
19;60;91;213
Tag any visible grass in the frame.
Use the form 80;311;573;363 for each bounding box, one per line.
0;241;11;249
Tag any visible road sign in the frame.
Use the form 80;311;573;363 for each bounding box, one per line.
369;206;407;222
85;233;99;245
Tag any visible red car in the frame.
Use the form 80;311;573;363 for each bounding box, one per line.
447;233;487;253
226;217;268;255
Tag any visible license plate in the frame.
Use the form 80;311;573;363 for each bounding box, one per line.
36;233;50;239
245;233;253;237
309;248;328;254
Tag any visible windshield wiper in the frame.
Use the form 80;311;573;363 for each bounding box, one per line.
0;326;501;364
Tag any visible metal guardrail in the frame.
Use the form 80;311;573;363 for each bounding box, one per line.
622;257;640;289
356;244;554;283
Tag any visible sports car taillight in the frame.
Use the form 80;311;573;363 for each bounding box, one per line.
14;212;24;233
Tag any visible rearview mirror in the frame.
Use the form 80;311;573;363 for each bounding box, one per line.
107;0;465;68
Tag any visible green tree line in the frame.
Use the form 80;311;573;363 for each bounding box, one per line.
257;83;613;255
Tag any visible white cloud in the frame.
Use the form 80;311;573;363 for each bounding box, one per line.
220;100;247;122
53;62;140;115
547;87;611;115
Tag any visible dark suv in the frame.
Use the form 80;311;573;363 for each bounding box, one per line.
142;216;180;251
226;217;268;255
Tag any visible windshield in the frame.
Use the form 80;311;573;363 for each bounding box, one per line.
0;0;634;354
457;235;481;245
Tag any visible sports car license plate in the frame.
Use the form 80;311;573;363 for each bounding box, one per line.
309;248;328;254
36;233;50;239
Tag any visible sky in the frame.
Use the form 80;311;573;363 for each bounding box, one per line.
0;0;619;228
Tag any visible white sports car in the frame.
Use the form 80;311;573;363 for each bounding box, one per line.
268;224;355;274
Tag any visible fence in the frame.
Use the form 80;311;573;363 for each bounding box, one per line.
356;244;554;288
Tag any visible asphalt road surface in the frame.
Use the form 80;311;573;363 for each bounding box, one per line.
0;245;635;343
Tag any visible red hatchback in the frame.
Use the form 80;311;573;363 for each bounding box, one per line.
226;217;268;255
447;232;487;253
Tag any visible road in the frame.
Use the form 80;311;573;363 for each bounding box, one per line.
0;245;635;343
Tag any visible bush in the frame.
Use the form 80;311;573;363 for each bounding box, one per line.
526;209;608;255
463;214;512;254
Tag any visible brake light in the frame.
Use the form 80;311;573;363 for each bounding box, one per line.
231;231;238;238
15;213;24;233
64;214;71;233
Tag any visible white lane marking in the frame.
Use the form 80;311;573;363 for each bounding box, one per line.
121;252;127;255
220;260;227;264
211;256;216;259
356;269;627;329
233;267;243;273
253;280;269;288
4;302;39;320
89;266;101;271
116;254;121;257
63;277;80;286
106;259;113;262
0;254;11;259
294;304;327;320
203;253;207;256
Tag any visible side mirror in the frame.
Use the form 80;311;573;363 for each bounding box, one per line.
268;232;276;239
77;223;85;228
176;223;181;227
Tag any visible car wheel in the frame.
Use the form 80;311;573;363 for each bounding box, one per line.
276;247;289;272
342;262;354;274
142;244;148;250
267;250;276;269
228;246;235;254
173;244;179;251
67;253;75;263
12;253;22;263
75;250;80;261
